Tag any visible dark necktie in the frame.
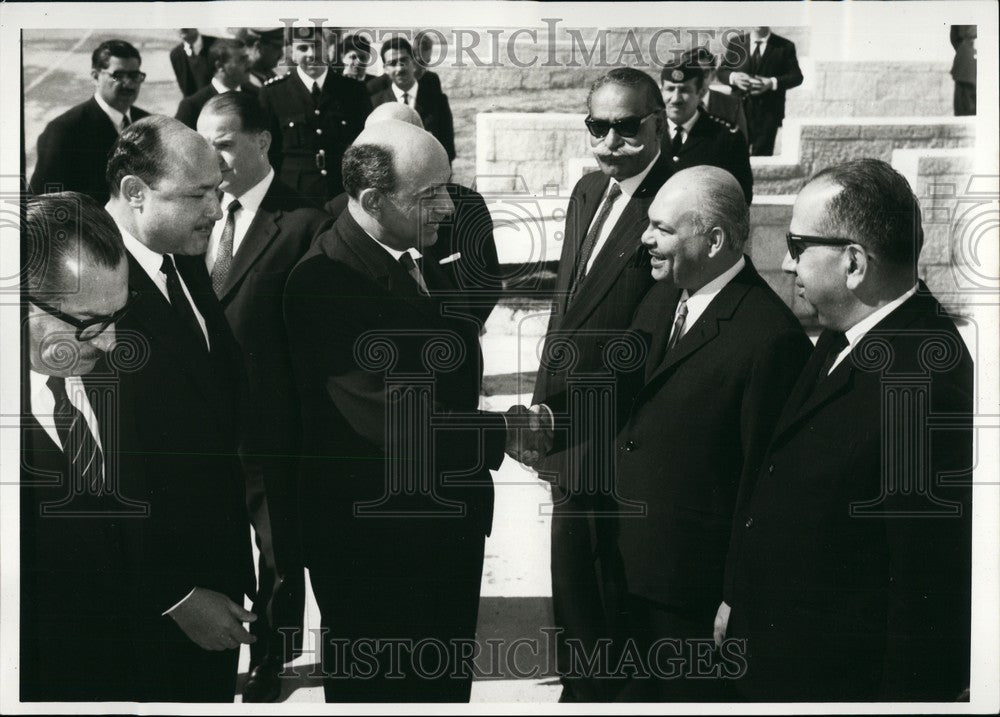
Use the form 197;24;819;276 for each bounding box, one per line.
121;114;131;130
402;91;410;105
817;330;849;381
790;330;849;414
670;125;684;159
399;252;429;295
211;199;241;297
311;81;321;103
47;375;104;492
160;254;207;351
665;297;689;353
751;40;763;74
572;182;622;294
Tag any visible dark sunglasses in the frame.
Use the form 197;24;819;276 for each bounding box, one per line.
584;111;658;139
785;232;857;261
28;292;135;342
101;69;147;84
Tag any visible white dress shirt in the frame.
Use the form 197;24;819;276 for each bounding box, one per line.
210;76;242;94
391;79;419;106
297;66;327;93
185;35;203;57
665;110;701;155
120;229;210;349
828;284;919;374
747;30;780;91
29;370;104;452
671;256;746;342
583;150;662;276
93;92;132;133
205;168;274;273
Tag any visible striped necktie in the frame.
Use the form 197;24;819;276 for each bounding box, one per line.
47;375;104;492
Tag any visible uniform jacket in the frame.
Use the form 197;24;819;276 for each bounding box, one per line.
259;71;372;205
660;110;754;204
718;32;803;123
614;261;811;611
29;97;150;206
531;155;671;493
370;74;456;161
705;89;748;141
725;285;973;701
174;82;258;129
169;36;217;97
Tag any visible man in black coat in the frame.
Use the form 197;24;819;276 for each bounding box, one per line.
718;27;803;156
196;92;332;702
719;159;973;701
612;167;811;701
529;68;670;702
20;192;137;701
259;26;371;205
104;116;256;702
284;121;535;702
369;37;456;161
29;40;149;206
659;52;753;204
175;38;257;129
170;28;217;97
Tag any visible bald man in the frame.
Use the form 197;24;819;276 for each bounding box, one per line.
104;116;255;702
285;122;541;702
611;166;811;701
324;104;502;328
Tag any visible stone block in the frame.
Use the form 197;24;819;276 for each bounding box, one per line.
823;71;880;101
801;124;862;140
920;223;952;264
748;223;791;272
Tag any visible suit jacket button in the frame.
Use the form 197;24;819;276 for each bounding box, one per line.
320;169;328;176
288;121;295;127
314;109;321;115
316;128;323;135
622;440;636;452
745;517;754;529
596;341;606;350
342;120;347;125
768;463;775;475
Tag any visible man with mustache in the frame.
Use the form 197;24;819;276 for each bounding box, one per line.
259;26;371;205
30;39;150;206
104;116;256;701
529;67;671;702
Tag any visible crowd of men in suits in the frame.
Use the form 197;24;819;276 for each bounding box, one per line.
20;24;972;706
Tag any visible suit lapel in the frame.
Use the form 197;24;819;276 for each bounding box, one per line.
84;97;119;147
218;191;282;300
681;113;710;157
635;283;681;384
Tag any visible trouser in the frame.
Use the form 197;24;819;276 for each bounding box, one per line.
954;81;976;116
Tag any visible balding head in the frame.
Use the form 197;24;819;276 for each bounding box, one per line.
342;120;453;251
641;165;748;290
366;102;424;129
105;116;223;255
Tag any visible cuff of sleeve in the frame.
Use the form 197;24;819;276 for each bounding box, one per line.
162;587;197;616
770;77;778;90
536;403;555;432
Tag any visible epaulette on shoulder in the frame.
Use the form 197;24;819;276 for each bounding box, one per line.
706;112;739;134
264;73;290;86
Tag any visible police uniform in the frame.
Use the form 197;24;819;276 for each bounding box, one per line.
259;29;371;205
660;64;754;204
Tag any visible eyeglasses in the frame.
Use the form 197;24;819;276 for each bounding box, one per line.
785;232;858;261
100;69;147;84
28;293;135;342
584;111;658;139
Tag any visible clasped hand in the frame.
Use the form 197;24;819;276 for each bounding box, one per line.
504;404;553;468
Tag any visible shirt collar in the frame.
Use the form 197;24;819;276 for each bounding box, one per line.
615;150;662;198
666;109;700;139
223;167;273;213
391;80;418;104
683;255;746;305
187;35;203;56
211;76;241;94
843;284;919;349
93;91;129;129
297;66;327;91
119;225;166;281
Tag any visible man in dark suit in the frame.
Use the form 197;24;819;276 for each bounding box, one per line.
370;37;456;161
259;26;371;205
284;121;538;702
659;52;753;203
719;159;973;701
196;92;332;702
104;116;257;702
950;25;977;116
612;167;811;701
718;27;803;156
175;38;257;129
324;102;501;328
529;68;670;702
20;192;136;701
170;28;217;97
30;40;150;206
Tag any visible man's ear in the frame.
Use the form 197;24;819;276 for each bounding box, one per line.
257;130;272;156
358;187;382;216
90;68;100;83
705;226;727;257
120;176;147;208
844;244;869;291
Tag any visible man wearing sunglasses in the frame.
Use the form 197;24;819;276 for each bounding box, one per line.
529;67;672;702
720;159;973;701
30;40;150;207
21;192;134;701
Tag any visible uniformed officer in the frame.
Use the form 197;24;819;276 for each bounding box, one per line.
258;26;371;205
236;27;287;88
659;52;754;204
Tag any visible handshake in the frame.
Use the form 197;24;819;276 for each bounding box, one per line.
503;404;553;468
